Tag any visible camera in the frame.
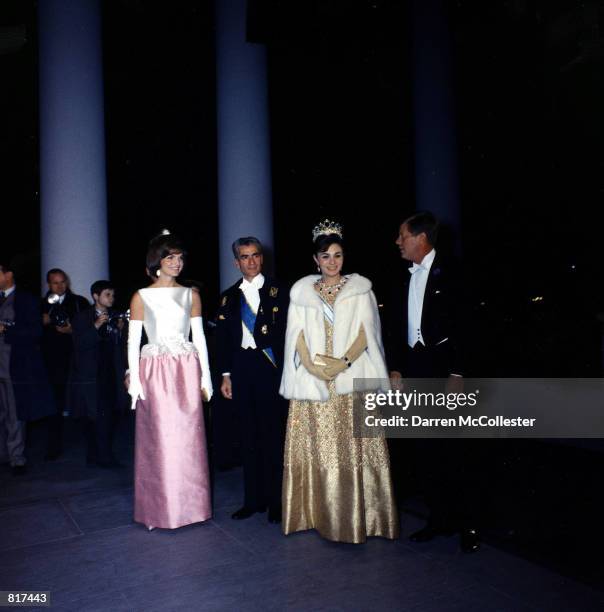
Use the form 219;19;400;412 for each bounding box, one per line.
46;293;70;327
107;310;129;333
0;319;15;332
97;309;129;339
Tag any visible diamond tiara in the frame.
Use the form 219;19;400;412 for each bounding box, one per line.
312;219;343;242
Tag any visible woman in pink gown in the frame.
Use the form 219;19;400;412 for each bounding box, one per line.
127;233;213;530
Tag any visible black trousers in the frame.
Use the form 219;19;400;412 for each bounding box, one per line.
403;343;482;530
231;348;287;512
85;407;119;464
43;344;72;456
46;381;67;455
412;439;484;531
212;389;241;470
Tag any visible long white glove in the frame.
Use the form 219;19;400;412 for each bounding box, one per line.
191;316;213;401
127;320;146;410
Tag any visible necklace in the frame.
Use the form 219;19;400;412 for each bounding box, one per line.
315;276;347;297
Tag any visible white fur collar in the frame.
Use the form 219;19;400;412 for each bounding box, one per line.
290;273;372;308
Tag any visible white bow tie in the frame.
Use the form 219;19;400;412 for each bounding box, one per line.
241;280;260;291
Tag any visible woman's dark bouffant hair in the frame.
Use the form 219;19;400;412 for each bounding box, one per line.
313;234;344;256
146;233;186;279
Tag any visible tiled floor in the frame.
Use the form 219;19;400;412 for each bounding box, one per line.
0;421;602;611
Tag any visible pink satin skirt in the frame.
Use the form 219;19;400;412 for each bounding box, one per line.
134;352;211;529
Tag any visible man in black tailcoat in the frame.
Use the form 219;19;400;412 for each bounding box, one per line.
70;281;128;467
215;237;289;524
385;211;480;553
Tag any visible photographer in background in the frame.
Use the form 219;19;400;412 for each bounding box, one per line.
0;262;55;475
41;268;89;460
70;281;128;468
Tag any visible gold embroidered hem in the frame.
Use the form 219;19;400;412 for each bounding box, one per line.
282;392;399;544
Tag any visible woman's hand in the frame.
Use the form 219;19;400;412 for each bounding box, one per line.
127;377;145;409
322;356;348;379
306;362;332;381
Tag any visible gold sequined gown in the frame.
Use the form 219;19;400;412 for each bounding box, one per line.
282;289;399;543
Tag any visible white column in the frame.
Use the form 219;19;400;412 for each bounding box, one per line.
38;0;108;297
215;0;274;289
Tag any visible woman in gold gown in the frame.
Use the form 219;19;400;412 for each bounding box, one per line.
279;220;399;543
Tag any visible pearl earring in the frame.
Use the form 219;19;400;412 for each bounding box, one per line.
317;266;321;272
156;269;161;277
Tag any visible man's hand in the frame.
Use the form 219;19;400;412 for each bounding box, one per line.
0;323;5;335
221;375;233;400
124;373;130;390
445;374;464;395
42;313;51;326
389;370;404;391
94;312;109;330
56;322;72;334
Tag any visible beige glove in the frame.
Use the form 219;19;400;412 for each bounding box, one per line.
322;324;368;378
296;331;332;381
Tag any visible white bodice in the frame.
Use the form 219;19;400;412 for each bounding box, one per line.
138;287;195;357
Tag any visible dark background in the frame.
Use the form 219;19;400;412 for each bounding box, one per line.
2;0;603;376
2;0;604;586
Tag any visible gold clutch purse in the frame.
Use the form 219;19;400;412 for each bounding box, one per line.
312;354;330;367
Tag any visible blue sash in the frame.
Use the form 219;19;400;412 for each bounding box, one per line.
240;294;277;368
320;298;334;326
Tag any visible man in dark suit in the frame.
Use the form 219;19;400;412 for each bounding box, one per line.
41;268;89;460
70;281;128;468
215;237;289;524
0;262;55;475
385;211;479;553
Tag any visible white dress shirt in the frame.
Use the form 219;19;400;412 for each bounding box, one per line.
1;285;16;299
407;248;436;348
222;274;265;377
239;273;264;349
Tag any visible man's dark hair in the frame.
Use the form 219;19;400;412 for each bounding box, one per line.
46;268;67;282
404;211;439;246
146;233;186;278
90;280;114;299
232;237;263;259
0;262;13;275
